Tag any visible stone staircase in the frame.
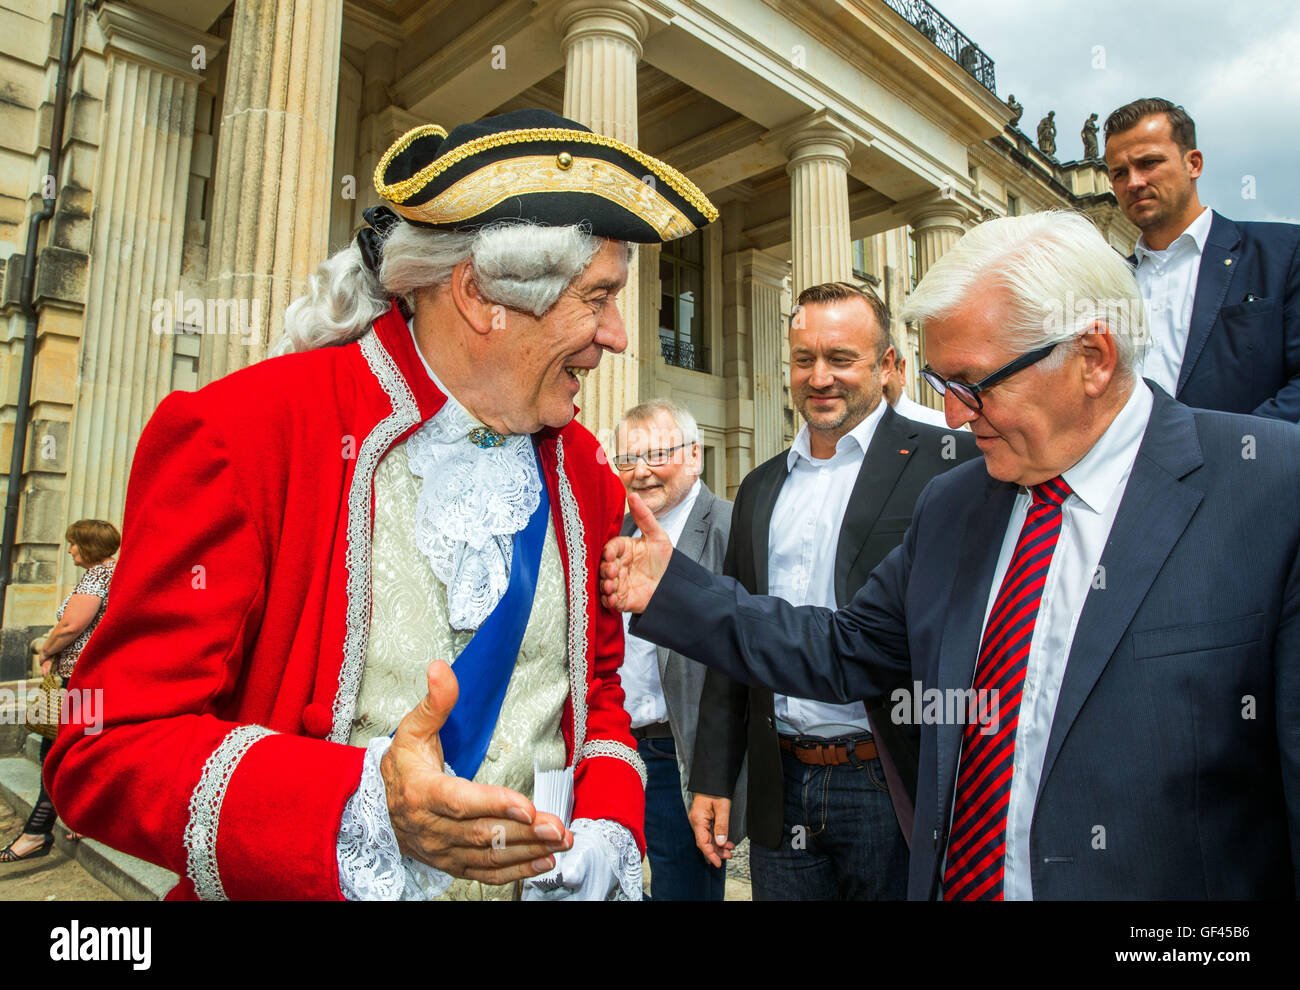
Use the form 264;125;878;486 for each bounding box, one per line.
0;683;176;900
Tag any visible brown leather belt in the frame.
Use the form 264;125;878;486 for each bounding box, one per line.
779;734;877;766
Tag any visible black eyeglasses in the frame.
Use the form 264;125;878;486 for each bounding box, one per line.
919;341;1061;413
613;442;692;470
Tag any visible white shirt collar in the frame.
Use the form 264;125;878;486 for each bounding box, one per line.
787;398;888;471
1134;206;1213;261
1053;380;1154;514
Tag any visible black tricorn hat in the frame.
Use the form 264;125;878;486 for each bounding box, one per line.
371;108;717;243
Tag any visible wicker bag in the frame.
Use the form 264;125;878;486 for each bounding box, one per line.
25;671;63;741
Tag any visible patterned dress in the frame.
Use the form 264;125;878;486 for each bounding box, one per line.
55;559;116;678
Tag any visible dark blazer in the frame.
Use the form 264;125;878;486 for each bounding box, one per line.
1132;210;1300;421
619;482;745;835
688;402;978;849
638;385;1300;899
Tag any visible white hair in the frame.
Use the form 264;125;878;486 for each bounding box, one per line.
618;398;700;445
275;221;608;354
901;210;1145;376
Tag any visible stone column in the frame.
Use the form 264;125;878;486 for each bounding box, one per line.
63;4;224;535
908;198;972;409
724;248;789;477
198;0;343;382
558;0;648;447
785;122;854;295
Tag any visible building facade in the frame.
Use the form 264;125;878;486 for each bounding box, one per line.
0;0;1136;673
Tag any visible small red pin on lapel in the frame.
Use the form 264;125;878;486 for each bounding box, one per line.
898;448;910;455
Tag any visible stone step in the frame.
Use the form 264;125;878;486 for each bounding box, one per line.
0;736;178;901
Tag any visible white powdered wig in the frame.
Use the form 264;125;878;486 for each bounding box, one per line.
901;210;1146;376
274;221;607;355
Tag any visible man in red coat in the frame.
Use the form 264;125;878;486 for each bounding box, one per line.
46;109;718;900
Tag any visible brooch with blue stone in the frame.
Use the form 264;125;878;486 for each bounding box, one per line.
469;426;507;449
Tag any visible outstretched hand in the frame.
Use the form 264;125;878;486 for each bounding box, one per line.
381;660;573;884
600;491;674;614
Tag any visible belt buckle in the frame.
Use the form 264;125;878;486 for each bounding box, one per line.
790;735;829;765
844;733;873;768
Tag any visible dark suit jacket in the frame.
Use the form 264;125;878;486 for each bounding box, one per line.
1132;210;1300;421
619;482;746;837
639;385;1300;898
688;402;978;849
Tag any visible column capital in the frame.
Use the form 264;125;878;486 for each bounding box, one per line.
96;2;225;81
904;190;981;231
780;114;855;170
556;1;650;57
738;248;790;287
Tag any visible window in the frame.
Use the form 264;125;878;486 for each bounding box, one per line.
852;237;877;280
659;230;708;373
909;233;919;289
1007;193;1019;217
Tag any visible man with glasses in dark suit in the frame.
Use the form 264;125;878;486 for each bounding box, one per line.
604;211;1300;899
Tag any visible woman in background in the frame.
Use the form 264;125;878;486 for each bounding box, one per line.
0;519;119;862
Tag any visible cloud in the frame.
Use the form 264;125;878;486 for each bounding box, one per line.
935;0;1300;223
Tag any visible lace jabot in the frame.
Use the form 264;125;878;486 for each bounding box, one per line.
404;381;542;631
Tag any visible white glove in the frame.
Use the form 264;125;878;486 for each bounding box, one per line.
520;818;641;900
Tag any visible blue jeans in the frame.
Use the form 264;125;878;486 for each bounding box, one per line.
638;735;725;901
750;746;908;900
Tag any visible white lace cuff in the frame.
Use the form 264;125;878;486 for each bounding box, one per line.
336;736;455;900
520;818;642;901
575;818;643;901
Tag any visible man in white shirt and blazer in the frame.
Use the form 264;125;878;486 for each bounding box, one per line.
686;283;977;900
1105;97;1300;422
604;211;1300;899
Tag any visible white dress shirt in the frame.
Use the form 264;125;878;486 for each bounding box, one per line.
945;380;1154;900
769;401;888;738
621;479;702;728
892;390;959;430
1134;206;1213;395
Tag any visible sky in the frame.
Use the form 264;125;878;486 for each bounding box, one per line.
937;0;1300;224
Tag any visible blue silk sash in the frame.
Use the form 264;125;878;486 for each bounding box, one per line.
437;447;551;780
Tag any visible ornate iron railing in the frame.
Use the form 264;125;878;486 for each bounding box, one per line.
880;0;997;95
660;334;709;373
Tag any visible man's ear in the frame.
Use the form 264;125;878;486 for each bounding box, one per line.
1080;321;1121;397
449;259;500;336
1185;148;1204;181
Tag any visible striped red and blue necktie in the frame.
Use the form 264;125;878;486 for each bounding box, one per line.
942;475;1072;901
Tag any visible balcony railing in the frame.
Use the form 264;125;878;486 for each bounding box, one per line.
880;0;997;95
660;334;709;373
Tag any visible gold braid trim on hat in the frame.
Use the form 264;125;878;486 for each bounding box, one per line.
371;124;448;203
374;126;719;224
389;155;697;240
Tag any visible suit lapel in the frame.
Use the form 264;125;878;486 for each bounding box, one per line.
675;485;713;561
751;461;785;596
1177;211;1241;395
834;404;919;604
1035;390;1204;798
935;474;1017;843
659;486;715;684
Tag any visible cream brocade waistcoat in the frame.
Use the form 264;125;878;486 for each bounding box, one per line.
350;442;570;901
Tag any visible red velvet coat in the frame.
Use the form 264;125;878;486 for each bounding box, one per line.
45;303;645;900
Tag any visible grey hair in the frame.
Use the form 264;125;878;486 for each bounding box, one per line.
275;221;607;354
900;210;1144;376
618;398;700;446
